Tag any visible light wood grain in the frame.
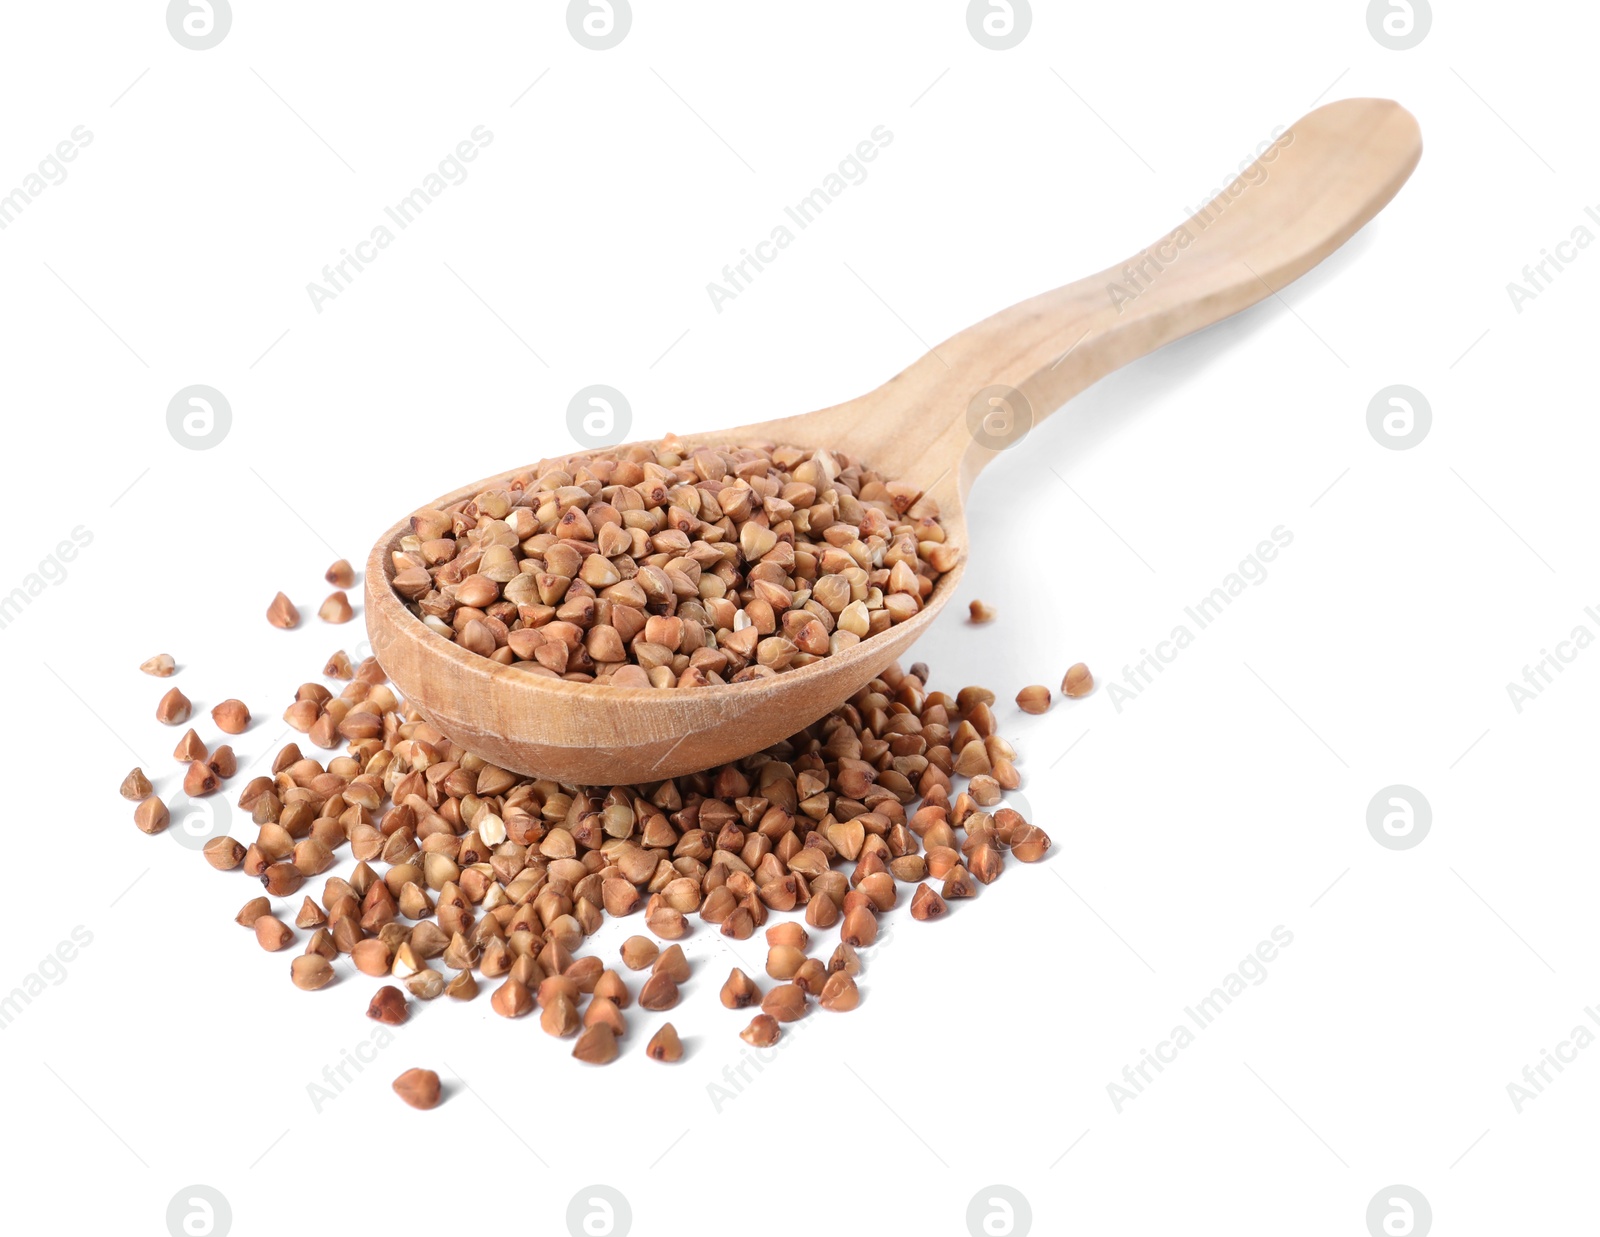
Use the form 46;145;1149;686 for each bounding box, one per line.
365;97;1422;784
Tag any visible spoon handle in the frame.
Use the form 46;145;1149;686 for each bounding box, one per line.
846;98;1422;498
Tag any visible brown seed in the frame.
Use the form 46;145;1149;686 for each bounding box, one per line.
325;887;359;921
261;863;304;897
291;896;324;928
1015;685;1052;714
442;932;477;971
1010;824;1051;862
646;1022;683;1062
367;986;409;1025
392;1068;442;1110
235;895;271;927
620;936;658;971
249;834;283;869
859;871;897;913
204;836;246;870
237;775;274;811
352;939;392;976
119;768;152;801
953;740;992;777
828;942;861;976
267;592;300;629
793;958;830;995
601;878;640;917
805;891;840;928
991;808;1026;844
324;650;354;679
645;903;689;940
954;684;993;710
969;843;1004;884
290;954;335;991
308;712;339;749
968;774;1002;806
839;905;878;948
140;653;177;677
593;969;631;1008
478;938;511;978
406;969;445;1000
719;906;755;940
819;972;859;1011
304;928;337;960
567;955;604;993
761;983;807;1022
968;600;996;623
133;796;170;835
741;1014;781;1047
325;559;355;588
255;915;293;951
292;837;334;877
536;974;578;1009
331;917;364;954
584;996;627;1037
910;884;948;921
208;745;237;779
575;903;606;943
639;973;680;1011
155;687;191;725
212;699;251;734
411;924;452;963
942;865;976;899
446;970;478;1001
890;855;928;883
766;944;806;980
490;977;533;1018
319;591;354;624
572;1023;618;1065
652;944;690;983
173;729;207;762
765;922;809;950
183;760;220;797
541;993;580;1037
391;941;423;979
720;967;760;1009
1062;662;1094;698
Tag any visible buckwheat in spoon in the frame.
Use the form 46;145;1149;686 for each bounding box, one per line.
366;98;1421;785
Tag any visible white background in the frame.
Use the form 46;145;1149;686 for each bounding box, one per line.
1;2;1593;1234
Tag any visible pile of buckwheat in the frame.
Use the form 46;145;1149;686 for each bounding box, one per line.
124;537;1049;1089
389;437;957;686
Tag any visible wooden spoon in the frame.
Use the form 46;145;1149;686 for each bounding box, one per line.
366;97;1421;784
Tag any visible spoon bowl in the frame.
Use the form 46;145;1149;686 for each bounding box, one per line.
366;97;1422;784
364;447;961;784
